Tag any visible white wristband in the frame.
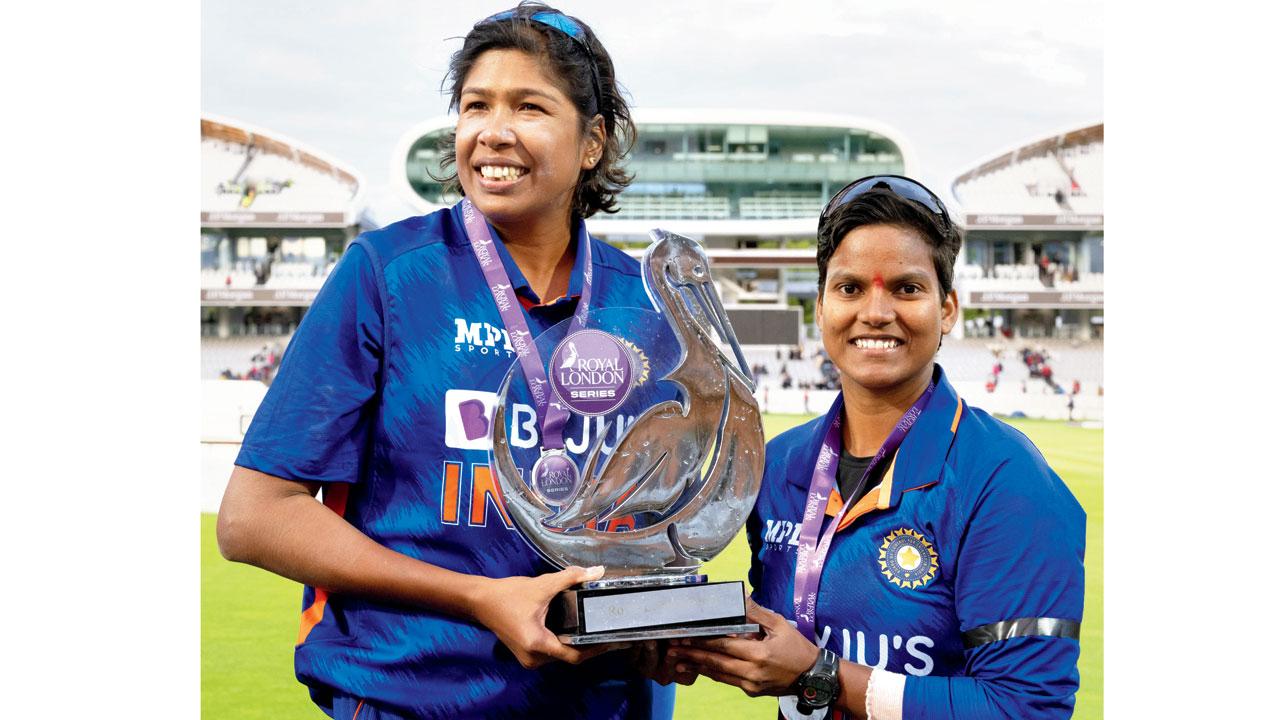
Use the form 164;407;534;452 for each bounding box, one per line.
865;668;906;720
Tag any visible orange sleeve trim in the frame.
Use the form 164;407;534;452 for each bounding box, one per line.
322;483;350;516
296;484;351;645
297;590;330;645
352;700;365;720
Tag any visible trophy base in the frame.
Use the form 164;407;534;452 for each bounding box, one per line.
548;574;760;646
558;622;759;646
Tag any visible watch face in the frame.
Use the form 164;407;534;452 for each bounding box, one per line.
796;648;840;712
800;675;837;706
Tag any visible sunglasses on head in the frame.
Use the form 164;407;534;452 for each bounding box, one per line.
480;8;602;115
483;9;592;52
818;175;953;234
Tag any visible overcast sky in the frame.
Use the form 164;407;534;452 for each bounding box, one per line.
202;0;1102;221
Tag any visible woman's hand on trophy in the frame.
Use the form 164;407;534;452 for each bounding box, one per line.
631;640;698;686
471;565;623;669
667;599;818;697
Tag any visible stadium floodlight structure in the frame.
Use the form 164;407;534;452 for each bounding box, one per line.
947;122;1104;343
201;114;367;351
392;109;916;346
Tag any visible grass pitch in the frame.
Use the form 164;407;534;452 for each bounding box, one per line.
202;413;1101;718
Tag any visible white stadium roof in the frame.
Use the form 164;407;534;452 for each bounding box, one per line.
202;113;367;229
949;122;1103;231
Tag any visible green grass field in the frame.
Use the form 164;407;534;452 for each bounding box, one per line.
202;414;1101;718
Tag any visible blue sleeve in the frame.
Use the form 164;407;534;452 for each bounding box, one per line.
235;241;384;483
904;451;1086;720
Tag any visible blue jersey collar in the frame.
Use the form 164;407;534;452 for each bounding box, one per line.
887;365;964;506
791;365;965;510
451;202;588;306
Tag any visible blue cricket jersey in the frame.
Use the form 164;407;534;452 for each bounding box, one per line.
235;203;674;719
750;367;1086;719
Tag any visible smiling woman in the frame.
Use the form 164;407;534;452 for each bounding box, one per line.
213;3;671;720
434;4;635;302
669;177;1087;720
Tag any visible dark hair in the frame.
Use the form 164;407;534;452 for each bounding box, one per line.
816;189;962;299
434;2;635;218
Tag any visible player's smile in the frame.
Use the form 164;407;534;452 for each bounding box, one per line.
474;159;530;189
851;335;905;353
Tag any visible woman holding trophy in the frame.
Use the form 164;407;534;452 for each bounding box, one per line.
667;177;1087;719
217;4;673;718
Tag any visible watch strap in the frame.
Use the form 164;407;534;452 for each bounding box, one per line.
795;647;841;713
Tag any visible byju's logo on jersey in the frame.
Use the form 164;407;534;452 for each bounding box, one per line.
444;389;498;450
878;528;939;590
446;387;641;453
453;318;514;357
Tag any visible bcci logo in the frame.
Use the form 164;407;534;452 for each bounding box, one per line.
878;528;939;590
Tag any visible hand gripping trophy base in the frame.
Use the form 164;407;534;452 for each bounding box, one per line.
549;574;757;645
491;229;766;644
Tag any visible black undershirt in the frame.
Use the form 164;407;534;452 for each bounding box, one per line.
836;451;877;504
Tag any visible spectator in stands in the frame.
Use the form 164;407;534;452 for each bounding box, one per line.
217;6;673;719
819;356;836;379
671;175;1084;718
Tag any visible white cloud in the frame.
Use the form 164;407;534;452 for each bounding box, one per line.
979;43;1090;87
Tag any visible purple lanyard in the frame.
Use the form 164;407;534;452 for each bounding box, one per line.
460;198;591;451
792;382;936;640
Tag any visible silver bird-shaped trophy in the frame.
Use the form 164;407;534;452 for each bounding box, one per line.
490;229;766;644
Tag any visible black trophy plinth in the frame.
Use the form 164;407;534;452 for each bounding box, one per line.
547;574;759;645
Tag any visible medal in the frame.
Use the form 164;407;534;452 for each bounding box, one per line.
792;380;936;640
531;448;581;505
461;198;598;507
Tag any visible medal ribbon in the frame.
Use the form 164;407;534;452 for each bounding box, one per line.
460;198;592;451
792;381;936;640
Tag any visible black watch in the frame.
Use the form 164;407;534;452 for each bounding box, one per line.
794;647;841;715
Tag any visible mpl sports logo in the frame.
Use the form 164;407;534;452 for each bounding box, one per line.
760;517;802;548
453;318;515;357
